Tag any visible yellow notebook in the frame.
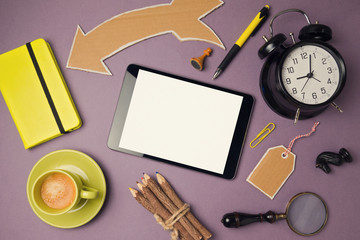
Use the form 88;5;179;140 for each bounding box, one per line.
0;39;82;149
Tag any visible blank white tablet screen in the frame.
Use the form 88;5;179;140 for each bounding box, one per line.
119;70;243;174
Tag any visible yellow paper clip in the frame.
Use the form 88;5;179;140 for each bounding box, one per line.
249;123;275;148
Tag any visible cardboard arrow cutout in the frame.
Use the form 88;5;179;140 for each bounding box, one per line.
67;0;225;75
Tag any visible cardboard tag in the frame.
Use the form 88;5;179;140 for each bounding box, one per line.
247;145;295;199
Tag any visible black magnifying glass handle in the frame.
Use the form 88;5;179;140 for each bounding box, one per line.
221;211;286;228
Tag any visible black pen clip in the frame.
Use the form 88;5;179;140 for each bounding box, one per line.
251;7;270;37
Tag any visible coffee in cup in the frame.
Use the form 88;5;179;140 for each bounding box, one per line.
40;172;77;209
32;169;98;215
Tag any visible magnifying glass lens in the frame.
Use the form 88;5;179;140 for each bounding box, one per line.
287;193;327;236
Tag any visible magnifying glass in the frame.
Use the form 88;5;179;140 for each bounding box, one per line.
221;192;328;236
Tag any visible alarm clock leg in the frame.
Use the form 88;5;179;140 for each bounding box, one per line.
294;108;300;125
331;102;343;113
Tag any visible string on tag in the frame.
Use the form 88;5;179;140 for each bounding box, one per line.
283;122;320;157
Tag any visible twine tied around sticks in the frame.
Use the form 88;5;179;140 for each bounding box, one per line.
154;203;190;240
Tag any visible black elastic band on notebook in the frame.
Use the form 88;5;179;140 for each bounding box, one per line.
26;42;66;134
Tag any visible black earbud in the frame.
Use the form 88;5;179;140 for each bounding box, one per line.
316;148;352;174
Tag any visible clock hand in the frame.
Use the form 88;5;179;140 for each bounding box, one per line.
297;54;313;80
301;77;311;92
312;77;321;82
297;75;308;80
305;70;321;82
297;70;314;80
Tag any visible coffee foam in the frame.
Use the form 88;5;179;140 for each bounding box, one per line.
40;173;76;210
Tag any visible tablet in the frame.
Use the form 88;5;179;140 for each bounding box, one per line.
108;64;254;179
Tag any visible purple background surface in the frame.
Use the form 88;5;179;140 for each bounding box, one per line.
1;0;359;239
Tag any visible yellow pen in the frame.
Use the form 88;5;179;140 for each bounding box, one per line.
213;5;270;79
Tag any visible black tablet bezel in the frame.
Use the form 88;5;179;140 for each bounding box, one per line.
108;64;254;179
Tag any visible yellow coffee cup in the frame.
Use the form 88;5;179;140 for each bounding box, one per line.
32;169;98;215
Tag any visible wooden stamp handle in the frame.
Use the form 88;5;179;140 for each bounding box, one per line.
221;211;285;228
190;48;212;70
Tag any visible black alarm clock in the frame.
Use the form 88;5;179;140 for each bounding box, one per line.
258;9;346;124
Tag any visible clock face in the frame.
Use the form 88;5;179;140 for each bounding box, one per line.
280;44;341;105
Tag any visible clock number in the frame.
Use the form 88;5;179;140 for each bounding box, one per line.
292;88;297;94
287;67;295;74
321;87;326;94
301;92;305;99
322;58;327;65
285;78;291;84
312;53;317;59
312;92;318;99
327;67;333;74
300;52;308;59
327;78;332;84
292;58;298;65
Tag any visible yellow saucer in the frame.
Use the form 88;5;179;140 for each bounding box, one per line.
27;149;106;228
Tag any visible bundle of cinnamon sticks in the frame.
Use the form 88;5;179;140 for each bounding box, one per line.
129;173;212;240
